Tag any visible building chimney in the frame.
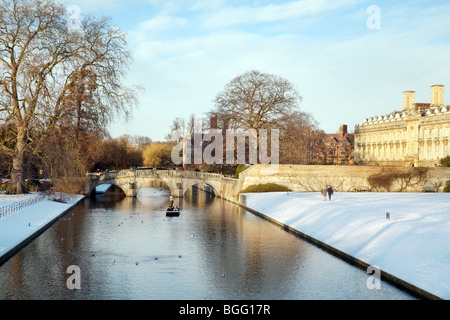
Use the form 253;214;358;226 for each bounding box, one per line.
403;91;415;111
431;85;444;107
339;124;347;138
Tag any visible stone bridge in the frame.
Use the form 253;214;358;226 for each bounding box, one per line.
88;164;449;205
87;168;241;202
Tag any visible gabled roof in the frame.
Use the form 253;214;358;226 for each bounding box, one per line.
323;133;354;145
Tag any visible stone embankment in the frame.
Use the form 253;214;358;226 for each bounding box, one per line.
238;164;450;193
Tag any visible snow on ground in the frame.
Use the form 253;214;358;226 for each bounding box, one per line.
0;193;84;261
241;192;450;300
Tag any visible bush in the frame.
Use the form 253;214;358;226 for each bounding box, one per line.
25;179;40;192
53;177;89;195
367;170;396;191
443;180;450;192
239;183;290;194
367;167;428;192
439;156;450;167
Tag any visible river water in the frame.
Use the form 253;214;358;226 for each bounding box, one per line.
0;185;414;300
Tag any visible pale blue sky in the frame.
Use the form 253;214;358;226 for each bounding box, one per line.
59;0;450;141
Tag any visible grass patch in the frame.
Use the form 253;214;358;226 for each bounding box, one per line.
239;183;290;194
444;180;450;192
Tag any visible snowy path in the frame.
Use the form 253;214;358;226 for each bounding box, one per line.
242;192;450;299
0;193;84;263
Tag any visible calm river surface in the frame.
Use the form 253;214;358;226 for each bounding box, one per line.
0;185;414;300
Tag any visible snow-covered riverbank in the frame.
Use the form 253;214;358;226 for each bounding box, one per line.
241;192;450;300
0;193;84;264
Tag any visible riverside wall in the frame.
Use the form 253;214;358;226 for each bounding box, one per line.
238;164;450;192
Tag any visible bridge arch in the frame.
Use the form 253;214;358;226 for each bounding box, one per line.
89;182;125;197
134;179;174;197
180;180;221;198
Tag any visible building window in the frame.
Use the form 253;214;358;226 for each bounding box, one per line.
421;128;424;138
445;144;448;157
436;145;440;159
428;145;432;160
437;127;440;138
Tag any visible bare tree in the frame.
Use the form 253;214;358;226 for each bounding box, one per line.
92;136;143;171
308;130;327;164
165;117;188;143
0;0;138;193
165;114;203;143
278;110;319;164
62;69;101;141
210;70;319;165
122;134;152;152
212;70;301;130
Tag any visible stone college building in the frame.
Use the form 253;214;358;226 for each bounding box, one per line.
355;85;450;167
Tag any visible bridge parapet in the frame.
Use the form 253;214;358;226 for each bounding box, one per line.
88;169;223;180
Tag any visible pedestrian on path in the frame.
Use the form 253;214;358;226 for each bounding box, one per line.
169;195;174;206
327;186;334;201
321;189;327;201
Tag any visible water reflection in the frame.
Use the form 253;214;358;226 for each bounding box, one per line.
0;184;414;300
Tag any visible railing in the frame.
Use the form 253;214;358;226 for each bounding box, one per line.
0;194;46;220
88;169;224;181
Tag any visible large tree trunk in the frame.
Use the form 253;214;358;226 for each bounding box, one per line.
6;128;28;194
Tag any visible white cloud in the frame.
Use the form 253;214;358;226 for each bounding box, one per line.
201;0;363;29
137;16;187;34
191;0;227;11
58;0;125;13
